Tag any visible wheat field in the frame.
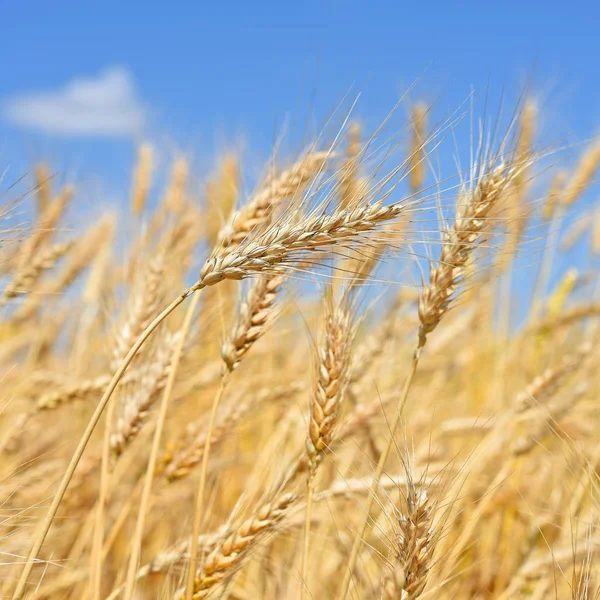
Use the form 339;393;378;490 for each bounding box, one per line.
1;97;599;600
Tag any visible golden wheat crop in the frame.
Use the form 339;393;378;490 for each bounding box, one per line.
1;95;600;600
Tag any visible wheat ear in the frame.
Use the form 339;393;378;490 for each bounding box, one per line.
302;297;352;599
2;240;74;304
33;163;51;213
177;493;295;599
418;162;516;348
339;123;362;209
131;143;153;214
217;152;328;251
221;274;284;371
562;137;600;207
382;487;433;600
408;103;427;193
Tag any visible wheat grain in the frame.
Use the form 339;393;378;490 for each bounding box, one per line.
177;493;295;599
217;152;328;251
418;161;517;349
221;274;283;372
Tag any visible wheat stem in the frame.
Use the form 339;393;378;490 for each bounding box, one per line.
184;375;229;600
337;354;419;600
123;291;203;600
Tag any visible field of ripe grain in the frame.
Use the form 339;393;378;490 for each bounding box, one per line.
1;99;599;600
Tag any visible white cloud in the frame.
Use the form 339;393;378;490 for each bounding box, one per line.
2;66;146;137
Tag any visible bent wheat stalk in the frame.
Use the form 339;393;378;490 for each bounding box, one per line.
12;289;194;600
122;294;202;600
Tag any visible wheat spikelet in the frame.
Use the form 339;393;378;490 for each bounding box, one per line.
111;254;165;370
418;161;517;349
515;341;591;411
164;156;189;213
34;164;52;214
546;268;578;318
131;143;154;214
563;138;600;207
110;331;179;456
199;200;404;287
383;486;433;600
542;169;567;220
306;300;352;474
408;104;427;193
36;375;112;410
2;240;74;302
339;123;362;209
178;493;295;599
217;151;328;251
17;184;72;270
221;274;283;372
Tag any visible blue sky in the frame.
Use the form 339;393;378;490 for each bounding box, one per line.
1;0;599;212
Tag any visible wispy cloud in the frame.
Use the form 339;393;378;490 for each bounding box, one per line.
2;66;146;137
